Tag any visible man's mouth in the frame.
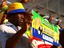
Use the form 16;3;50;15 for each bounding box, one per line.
19;19;24;23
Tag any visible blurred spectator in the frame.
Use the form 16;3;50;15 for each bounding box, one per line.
0;10;8;24
0;0;8;24
43;15;54;24
48;15;54;23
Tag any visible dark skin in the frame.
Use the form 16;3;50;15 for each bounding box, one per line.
6;12;32;48
48;15;54;23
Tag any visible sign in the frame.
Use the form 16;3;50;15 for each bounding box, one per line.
32;10;60;46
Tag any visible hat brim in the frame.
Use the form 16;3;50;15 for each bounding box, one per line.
7;9;26;15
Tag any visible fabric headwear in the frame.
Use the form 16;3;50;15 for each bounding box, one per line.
7;2;26;15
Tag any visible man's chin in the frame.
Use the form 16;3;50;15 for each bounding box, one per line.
19;23;23;26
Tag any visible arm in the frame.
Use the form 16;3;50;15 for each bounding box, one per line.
6;28;26;48
6;22;27;48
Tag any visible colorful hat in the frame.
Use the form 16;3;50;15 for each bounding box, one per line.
7;2;26;15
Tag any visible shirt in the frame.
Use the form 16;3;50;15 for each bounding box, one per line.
0;22;32;48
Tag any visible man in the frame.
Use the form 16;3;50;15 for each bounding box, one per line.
0;2;32;48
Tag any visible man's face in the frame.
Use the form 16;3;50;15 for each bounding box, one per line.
16;13;25;26
9;13;25;26
8;12;32;27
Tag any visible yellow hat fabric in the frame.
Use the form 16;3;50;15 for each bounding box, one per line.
7;2;26;15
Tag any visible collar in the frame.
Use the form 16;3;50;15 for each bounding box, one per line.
5;22;18;31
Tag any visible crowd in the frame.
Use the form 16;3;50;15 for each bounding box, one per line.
0;0;64;48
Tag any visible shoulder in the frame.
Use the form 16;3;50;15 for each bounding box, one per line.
0;24;7;32
0;24;16;34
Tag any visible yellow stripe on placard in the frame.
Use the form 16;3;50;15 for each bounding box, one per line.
41;24;54;38
41;24;59;42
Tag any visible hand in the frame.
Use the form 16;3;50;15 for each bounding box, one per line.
24;12;32;30
21;12;32;33
58;45;63;48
